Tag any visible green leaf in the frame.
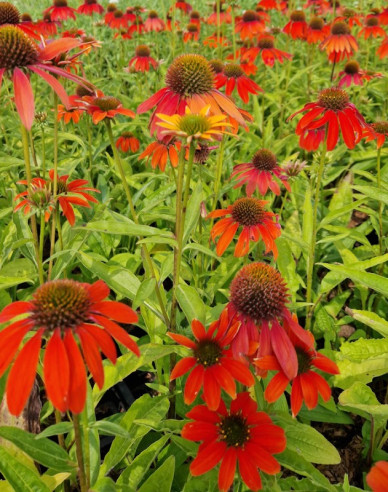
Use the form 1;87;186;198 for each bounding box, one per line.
339;382;388;424
346;308;388;337
117;436;169;489
0;427;76;472
0;447;50;492
183;183;202;244
41;473;71;491
90;421;131;439
319;263;388;297
138;455;175;492
35;422;73;439
302;183;313;249
133;278;156;310
177;283;206;324
353;184;388;206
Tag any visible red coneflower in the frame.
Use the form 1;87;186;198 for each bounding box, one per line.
127;18;145;36
168;314;254;410
145;10;165;32
257;0;283;9
283;11;308;40
0;279;139;415
182;392;286;492
36;13;59;37
57;94;85;124
363;121;388;148
203;33;229;48
82;90;135;124
337;60;380;87
306;16;330;44
139;137;180;172
15;169;99;226
189;10;201;26
61;27;85;38
288;87;368;151
379;8;388;25
207;2;231;25
320;21;358;63
175;1;192;14
127;45;158;72
116;131;140;152
358;16;386;39
104;3;116;25
0;26;90;130
366;461;388;492
231;148;290;196
0;2;39;38
207;197;281;257
44;0;77;21
227;263;313;379
377;37;388;58
109;10;128;29
77;0;104;16
214;63;262;103
183;22;200;42
235;10;265;39
243;36;292;67
334;8;362;28
255;329;339;416
137;54;249;138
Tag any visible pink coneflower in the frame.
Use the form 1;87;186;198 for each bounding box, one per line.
145;10;165;32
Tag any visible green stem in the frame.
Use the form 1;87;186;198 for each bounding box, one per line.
21;125;44;285
41;127;46;179
377;147;384;265
72;413;87;492
39;214;45;266
306;141;327;331
87;118;93;183
216;0;221;58
330;52;337;82
212;136;226;210
231;4;237;61
105;119;170;327
48;94;59;280
81;409;91;490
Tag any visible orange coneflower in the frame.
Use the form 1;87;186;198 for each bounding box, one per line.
78;0;104;16
137;54;249;138
182;392;286;492
15;169;99;226
320;21;358;63
231;149;290;196
255;328;339;416
44;0;77;21
226;263;314;379
145;10;165;32
358;16;386;39
139;137;180;172
61;27;85;38
363;121;388;148
283;11;308;40
0;26;91;130
183;22;200;42
0;279;139;415
366;461;388;492
334;7;362;27
288;87;368;151
203;33;229;48
116;132;140;153
306;16;330;44
82;90;135;124
215;63;262;103
57;94;85;124
126;45;158;72
235;10;265;40
207;197;281;258
168;315;254;410
243;36;292;67
207;1;231;25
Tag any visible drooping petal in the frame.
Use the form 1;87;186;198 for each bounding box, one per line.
0;301;33;322
91;301;138;324
184;364;205;405
91;314;140;356
28;66;70;110
190;440;226;476
81;323;117;363
170;357;197;380
13;68;35;130
290;376;303;417
77;327;104;388
218;448;238;492
220;358;254;387
0;320;32;376
237;449;262;491
264;372;290;403
270;322;298;380
63;330;87;414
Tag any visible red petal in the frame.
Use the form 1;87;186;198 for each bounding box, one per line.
237;449;263;491
0;320;31;376
242;443;280;474
43;329;69;412
203;369;222;410
92;314;140;356
221;358;254;386
77;327;104;388
63;330;87;414
181;421;218;442
0;301;32;322
184;364;204;405
191;319;207;340
218;448;237;492
186;404;220;423
312;353;339;374
39;38;80;60
190;440;226;476
300;372;319;409
13;68;34;130
6;329;43;416
167;332;196;350
170;357;197;380
28;66;70;110
264;372;290;403
291;377;303;417
270;322;298;379
91;301;138;323
81;323;117;363
88;280;110;302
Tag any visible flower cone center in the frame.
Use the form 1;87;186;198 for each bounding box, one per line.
179;114;211;136
209;58;224;73
296;347;313;375
230;263;288;321
120;131;134;138
107;4;116;12
342;8;355;18
258;37;274;49
21;13;32;22
54;0;68;7
191;11;200;19
366;17;379;27
344;60;359;74
30;187;52;207
0;25;38;69
223;63;244;79
372;121;388;134
31;280;92;331
242;10;257;22
331;21;350;35
166;54;215;98
85;0;97;4
309;17;324;30
318;88;349;111
290;10;305;22
113;10;123;18
148;10;158;18
0;2;20;25
135;44;150;57
76;83;94;97
93;96;120;110
194;340;222;366
252;149;277;171
187;23;199;33
219;415;250;447
231;198;265;227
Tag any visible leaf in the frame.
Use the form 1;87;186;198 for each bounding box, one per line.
319;263;388;297
41;473;71;491
0;447;50;492
276;416;341;465
117;436;169;489
177;283;206;324
346;309;388;337
183;183;202;244
138;455;175;492
302;183;313;249
339;382;388;424
90;421;131;439
353;184;388;206
35;422;73;439
133;278;157;310
0;427;76;472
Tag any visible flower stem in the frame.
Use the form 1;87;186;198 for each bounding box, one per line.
231;3;237;61
216;0;221;58
48;94;59;280
377;147;384;262
21;125;44;285
86;117;93;183
330;53;337;82
305;142;327;331
72;413;87;492
41;127;46;179
212;136;226;211
39;214;45;267
105;119;170;327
